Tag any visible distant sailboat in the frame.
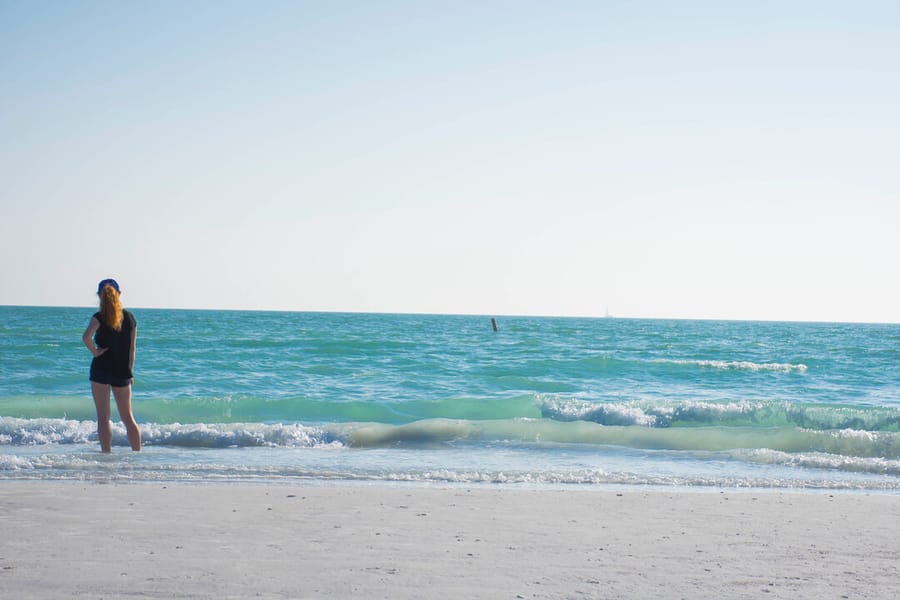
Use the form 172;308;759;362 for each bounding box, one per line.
604;307;612;318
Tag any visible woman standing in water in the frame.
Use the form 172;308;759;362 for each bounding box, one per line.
81;279;141;452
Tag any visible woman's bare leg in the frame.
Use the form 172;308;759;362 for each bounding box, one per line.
91;381;112;453
113;384;141;451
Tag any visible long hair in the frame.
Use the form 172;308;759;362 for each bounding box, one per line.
99;285;124;331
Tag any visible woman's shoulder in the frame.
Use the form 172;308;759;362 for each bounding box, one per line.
123;309;137;325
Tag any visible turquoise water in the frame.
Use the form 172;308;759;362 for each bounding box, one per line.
1;306;898;489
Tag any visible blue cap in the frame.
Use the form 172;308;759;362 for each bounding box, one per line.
97;279;120;294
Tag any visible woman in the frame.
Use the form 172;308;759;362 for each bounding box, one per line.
81;278;141;452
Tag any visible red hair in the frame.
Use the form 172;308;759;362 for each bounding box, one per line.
99;285;123;331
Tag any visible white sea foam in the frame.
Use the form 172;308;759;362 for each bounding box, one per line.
0;417;96;445
537;396;900;432
0;454;33;470
0;417;341;449
539;396;662;426
738;448;900;476
278;467;900;489
537;396;775;427
2;445;898;489
656;359;808;372
142;422;339;448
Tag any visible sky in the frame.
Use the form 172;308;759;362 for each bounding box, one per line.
1;1;898;322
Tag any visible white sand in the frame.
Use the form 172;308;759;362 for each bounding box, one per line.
1;483;898;599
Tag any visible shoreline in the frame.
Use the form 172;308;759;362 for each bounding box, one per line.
4;474;899;495
1;482;897;599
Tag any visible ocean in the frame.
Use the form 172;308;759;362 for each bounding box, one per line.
1;306;898;490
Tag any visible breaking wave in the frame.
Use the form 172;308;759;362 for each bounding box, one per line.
538;396;900;432
653;359;809;373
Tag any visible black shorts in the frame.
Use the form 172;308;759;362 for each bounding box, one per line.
90;370;132;387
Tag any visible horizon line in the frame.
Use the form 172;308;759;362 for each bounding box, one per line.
2;303;897;326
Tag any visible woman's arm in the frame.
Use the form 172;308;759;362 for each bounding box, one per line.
82;317;106;357
130;325;137;373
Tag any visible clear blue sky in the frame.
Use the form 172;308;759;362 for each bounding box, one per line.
2;1;898;322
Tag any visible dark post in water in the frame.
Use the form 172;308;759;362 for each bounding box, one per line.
491;318;498;332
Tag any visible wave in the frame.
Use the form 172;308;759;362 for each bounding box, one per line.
736;448;900;476
652;359;809;373
3;452;897;488
539;396;900;432
0;417;337;449
5;416;898;462
339;418;900;460
353;418;898;461
6;394;899;435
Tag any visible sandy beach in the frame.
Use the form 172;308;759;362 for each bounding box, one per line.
0;483;897;599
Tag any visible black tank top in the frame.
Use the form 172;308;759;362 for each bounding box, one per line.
92;310;137;379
